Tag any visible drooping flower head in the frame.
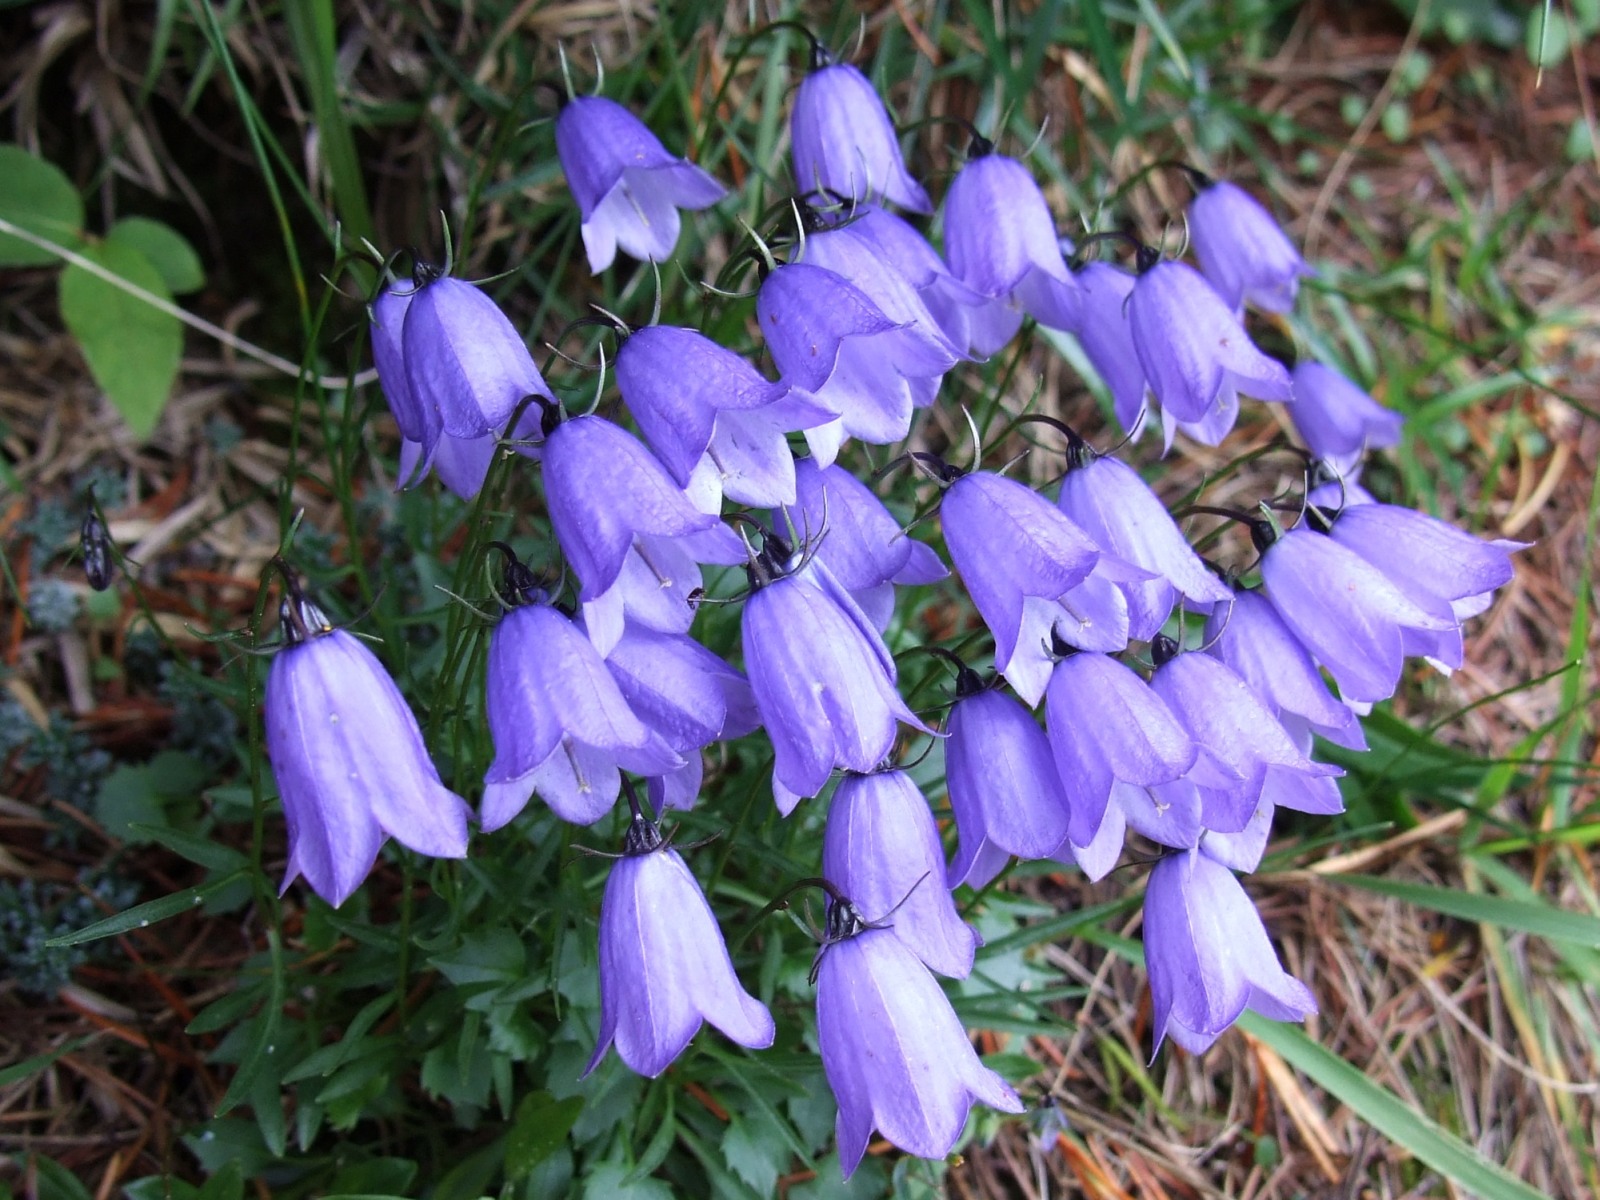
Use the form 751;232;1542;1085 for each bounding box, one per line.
587;800;774;1078
480;549;681;829
615;324;831;508
812;890;1023;1177
264;573;471;908
1069;261;1149;434
756;261;954;466
539;408;745;652
1289;361;1405;478
1143;847;1317;1056
942;135;1082;353
555;95;727;273
942;661;1072;890
387;264;552;447
1187;178;1315;313
1127;258;1293;444
822;769;978;978
790;50;931;214
1055;434;1233;638
738;525;930;813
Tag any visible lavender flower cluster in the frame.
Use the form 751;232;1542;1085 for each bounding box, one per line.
262;45;1521;1177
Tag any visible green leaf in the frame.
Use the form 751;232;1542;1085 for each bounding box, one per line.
58;238;182;439
0;146;84;266
122;1177;200;1200
107;217;204;294
1332;873;1600;946
195;1161;244;1200
45;870;248;947
30;1157;92;1200
722;1111;788;1197
95;751;208;844
0;1036;90;1087
130;823;249;872
1241;1017;1548;1200
504;1090;583;1181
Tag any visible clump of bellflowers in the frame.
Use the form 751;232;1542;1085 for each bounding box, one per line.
206;34;1536;1189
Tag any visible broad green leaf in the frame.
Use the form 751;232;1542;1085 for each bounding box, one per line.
30;1157;92;1200
107;216;204;293
1242;1017;1548;1200
58;238;182;439
1332;873;1600;946
504;1090;583;1181
195;1161;244;1200
0;145;84;266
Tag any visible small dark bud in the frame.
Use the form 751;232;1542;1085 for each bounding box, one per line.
80;506;114;591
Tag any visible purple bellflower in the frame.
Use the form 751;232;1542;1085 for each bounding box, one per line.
1043;650;1197;849
783;456;947;628
943;139;1082;353
555;95;726;274
1127;260;1293;441
1069;262;1150;434
265;586;471;908
798;207;964;360
1289;361;1405;478
790;57;931;213
1203;587;1367;751
942;469;1146;706
540;411;744;651
838;203;988;354
481;558;682;829
757;262;954;466
395;266;551;445
943;666;1072;889
814;895;1023;1177
1255;516;1457;704
1056;441;1233;638
1147;636;1342;834
823;769;978;978
1318;500;1522;636
587;805;774;1077
1188;179;1314;314
616;324;832;508
1143;847;1317;1056
740;534;930;814
603;622;760;811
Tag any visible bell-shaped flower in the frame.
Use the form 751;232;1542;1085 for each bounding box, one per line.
555;96;726;274
615;324;833;508
1203;588;1366;750
840;204;988;353
481;586;682;829
943;142;1082;353
1056;446;1233;638
1069;262;1149;434
741;552;929;814
1319;501;1522;634
1256;520;1457;704
797;208;964;360
587;810;774;1077
939;470;1102;706
823;770;978;978
1188;179;1314;313
1043;651;1196;848
1289;361;1405;478
603;623;760;810
1143;847;1317;1056
757;262;953;466
945;673;1072;889
371;283;432;448
1147;637;1341;834
1128;260;1293;429
814;897;1023;1177
265;593;471;907
790;58;931;213
782;457;946;628
399;267;551;444
541;411;744;609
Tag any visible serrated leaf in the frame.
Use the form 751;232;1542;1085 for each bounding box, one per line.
58;239;181;439
723;1113;787;1197
504;1090;583;1181
0;146;84;266
107;216;204;294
